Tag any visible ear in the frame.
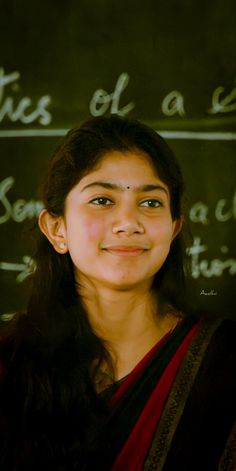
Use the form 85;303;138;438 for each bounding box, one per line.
38;209;68;254
171;215;184;241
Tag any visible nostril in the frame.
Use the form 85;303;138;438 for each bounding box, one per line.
112;221;145;235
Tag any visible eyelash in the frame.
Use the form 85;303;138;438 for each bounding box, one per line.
90;197;114;206
140;199;163;208
89;197;164;208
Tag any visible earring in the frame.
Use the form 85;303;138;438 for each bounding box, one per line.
59;242;66;249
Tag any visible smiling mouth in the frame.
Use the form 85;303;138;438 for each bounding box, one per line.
103;246;148;256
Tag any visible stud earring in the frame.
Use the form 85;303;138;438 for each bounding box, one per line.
59;242;66;249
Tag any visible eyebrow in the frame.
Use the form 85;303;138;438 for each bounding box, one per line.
81;181;169;197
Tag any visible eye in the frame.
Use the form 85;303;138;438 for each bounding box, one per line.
140;199;163;208
90;197;114;206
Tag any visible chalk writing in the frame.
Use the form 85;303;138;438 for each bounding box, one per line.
161;90;185;117
0;177;43;224
0;67;52;125
187;237;236;279
0;68;235;124
209;78;236;114
160;77;236;117
215;190;236;221
189;189;236;224
189;201;209;225
89;72;135;117
0;256;35;282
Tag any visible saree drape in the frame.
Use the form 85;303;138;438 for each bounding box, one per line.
101;317;236;471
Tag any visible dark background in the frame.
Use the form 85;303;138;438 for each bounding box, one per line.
0;0;235;319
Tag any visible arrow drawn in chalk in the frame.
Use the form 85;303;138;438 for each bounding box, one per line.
0;256;36;282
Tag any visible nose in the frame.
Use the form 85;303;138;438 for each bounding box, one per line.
111;205;144;236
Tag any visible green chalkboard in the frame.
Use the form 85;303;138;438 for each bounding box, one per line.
0;0;235;319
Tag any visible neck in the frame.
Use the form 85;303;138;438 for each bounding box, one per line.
77;279;179;380
79;279;156;336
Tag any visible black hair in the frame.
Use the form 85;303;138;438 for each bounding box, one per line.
0;115;189;469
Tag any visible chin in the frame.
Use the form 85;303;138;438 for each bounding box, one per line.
103;275;151;291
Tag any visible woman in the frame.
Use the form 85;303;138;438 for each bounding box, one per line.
0;116;235;470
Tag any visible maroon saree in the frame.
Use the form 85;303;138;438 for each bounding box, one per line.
102;316;236;471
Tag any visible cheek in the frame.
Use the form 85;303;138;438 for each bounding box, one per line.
151;220;174;244
66;217;105;269
75;215;105;244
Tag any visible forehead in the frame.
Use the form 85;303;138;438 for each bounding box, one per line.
96;149;156;173
78;150;169;191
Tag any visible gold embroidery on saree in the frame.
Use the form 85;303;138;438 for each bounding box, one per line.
143;318;222;471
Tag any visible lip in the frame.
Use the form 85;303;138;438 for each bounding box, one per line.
102;245;149;256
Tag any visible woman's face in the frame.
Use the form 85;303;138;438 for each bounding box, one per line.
60;150;181;292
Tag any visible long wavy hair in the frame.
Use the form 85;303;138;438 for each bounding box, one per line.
0;116;188;470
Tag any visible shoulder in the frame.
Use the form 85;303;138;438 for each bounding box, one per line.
169;317;236;468
189;316;236;407
185;311;235;355
195;317;236;466
198;316;236;364
190;315;235;379
177;314;236;412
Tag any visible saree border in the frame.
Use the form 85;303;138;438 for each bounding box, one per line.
143;317;223;471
